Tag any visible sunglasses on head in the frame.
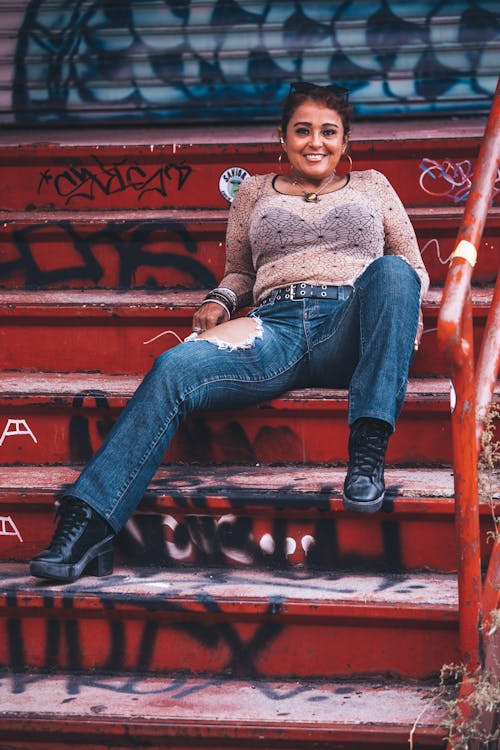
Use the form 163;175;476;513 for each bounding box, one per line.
288;81;349;102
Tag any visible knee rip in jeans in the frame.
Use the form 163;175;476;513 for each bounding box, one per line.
184;317;263;350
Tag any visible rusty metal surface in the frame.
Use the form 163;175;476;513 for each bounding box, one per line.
0;121;495;213
0;374;473;466
1;109;497;746
2;562;459;608
0;288;493;379
0;116;487;145
438;79;500;365
482;537;500;641
1;209;499;292
0;214;228;292
0;672;453;748
0;465;497;575
437;77;500;671
0;464;458;499
476;271;500;442
450;300;482;670
0;287;494;310
0;563;459;679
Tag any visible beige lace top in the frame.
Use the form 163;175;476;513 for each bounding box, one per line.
220;169;429;308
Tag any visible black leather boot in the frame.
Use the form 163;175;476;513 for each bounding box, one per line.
343;418;392;513
30;497;115;582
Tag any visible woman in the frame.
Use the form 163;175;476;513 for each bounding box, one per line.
30;82;429;583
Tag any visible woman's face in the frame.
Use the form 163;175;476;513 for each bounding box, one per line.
283;100;347;183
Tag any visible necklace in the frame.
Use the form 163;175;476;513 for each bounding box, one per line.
291;170;338;202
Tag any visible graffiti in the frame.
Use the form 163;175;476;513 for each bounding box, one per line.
2;563;427;692
37;156;193;206
0;219;218;289
1;671;352;703
420;237;453;266
0;419;37;447
3;591;284;692
0;517;23;542
25;385;404;569
119;503;404;571
34;384;405;569
69;392;116;464
10;0;499;125
65;400;319;469
419;158;500;204
175;419;307;466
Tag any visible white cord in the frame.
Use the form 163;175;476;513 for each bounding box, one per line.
143;329;183;345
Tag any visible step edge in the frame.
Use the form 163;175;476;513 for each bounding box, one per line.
1;206;499;222
0;116;488;148
0;287;493;309
0;713;449;741
1;588;459;621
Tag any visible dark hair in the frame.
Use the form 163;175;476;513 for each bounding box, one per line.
280;82;353;140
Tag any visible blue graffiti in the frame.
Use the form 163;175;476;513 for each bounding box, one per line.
12;0;500;124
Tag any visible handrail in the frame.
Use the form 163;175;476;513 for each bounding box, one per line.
437;76;500;672
439;77;500;370
476;269;500;442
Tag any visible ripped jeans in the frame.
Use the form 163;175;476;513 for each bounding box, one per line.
69;256;421;532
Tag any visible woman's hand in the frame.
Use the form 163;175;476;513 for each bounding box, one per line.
192;301;229;333
414;308;424;351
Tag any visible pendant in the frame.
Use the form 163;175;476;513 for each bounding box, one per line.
304;192;318;202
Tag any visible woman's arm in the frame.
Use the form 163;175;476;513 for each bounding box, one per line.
220;176;259;305
372;170;430;300
193;177;258;331
371;170;429;350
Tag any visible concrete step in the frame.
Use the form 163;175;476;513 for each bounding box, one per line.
0;562;458;679
0;373;486;466
1;207;499;290
0;288;493;377
1;465;496;572
0;671;453;749
0;118;492;211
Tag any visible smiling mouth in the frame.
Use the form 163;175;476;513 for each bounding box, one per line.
303;154;325;161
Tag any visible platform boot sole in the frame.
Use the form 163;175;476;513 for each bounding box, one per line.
342;490;385;513
29;535;115;582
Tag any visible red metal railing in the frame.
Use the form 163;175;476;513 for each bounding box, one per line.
437;76;500;671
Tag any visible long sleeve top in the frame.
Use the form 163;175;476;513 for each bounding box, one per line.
219;169;429;308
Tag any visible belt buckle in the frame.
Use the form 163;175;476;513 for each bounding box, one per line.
288;283;295;300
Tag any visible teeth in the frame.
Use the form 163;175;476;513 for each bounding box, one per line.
304;155;323;161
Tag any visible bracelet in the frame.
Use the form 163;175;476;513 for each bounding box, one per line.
201;297;231;318
203;287;237;314
205;288;236;310
216;287;237;308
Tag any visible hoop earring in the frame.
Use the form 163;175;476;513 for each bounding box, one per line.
343;152;353;173
278;141;287;172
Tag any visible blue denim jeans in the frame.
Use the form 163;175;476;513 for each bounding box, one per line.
69;256;421;532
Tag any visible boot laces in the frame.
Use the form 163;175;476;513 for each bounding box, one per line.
350;423;389;477
50;500;90;552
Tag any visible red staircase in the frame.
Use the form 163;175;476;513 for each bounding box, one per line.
0;114;498;748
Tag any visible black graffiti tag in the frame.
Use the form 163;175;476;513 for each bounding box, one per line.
37;156;193;205
1;219;217;289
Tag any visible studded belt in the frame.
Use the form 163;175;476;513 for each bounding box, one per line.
259;283;353;306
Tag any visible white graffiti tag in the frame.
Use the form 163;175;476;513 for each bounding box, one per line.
420;238;453;266
419;158;500;204
0;419;38;447
0;516;23;542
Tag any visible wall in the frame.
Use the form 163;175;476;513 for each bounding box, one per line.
2;0;499;125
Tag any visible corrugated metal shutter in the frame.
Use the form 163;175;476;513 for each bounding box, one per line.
1;0;498;126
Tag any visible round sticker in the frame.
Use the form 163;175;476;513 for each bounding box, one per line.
219;166;250;202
